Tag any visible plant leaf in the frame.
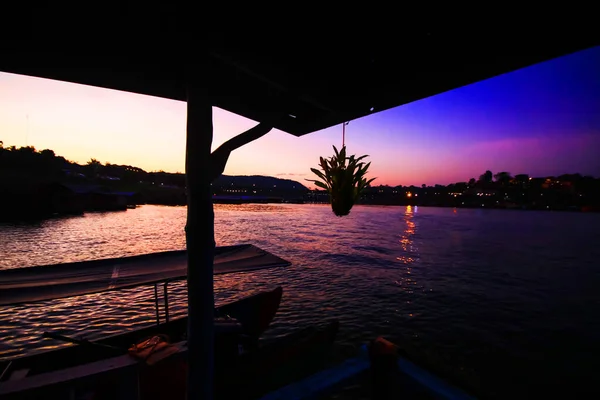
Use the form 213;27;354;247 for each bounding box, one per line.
313;181;329;190
310;168;327;181
360;161;371;174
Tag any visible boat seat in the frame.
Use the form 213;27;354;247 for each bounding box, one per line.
9;369;29;381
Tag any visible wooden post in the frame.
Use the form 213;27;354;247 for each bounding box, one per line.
154;284;160;325
185;84;215;400
163;282;170;323
368;337;400;400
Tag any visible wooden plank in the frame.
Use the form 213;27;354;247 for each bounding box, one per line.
0;354;137;395
0;342;187;395
9;369;29;381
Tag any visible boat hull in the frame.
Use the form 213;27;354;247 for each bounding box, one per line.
131;320;341;400
0;319;340;400
0;286;283;383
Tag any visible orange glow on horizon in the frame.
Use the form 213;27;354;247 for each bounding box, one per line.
0;72;414;186
3;45;599;188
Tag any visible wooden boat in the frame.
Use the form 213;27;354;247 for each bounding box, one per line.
0;244;293;400
0;320;340;400
259;336;477;400
215;319;340;400
0;286;283;386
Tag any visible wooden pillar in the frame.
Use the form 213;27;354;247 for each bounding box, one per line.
185;84;215;400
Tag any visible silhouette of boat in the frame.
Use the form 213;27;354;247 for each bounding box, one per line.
0;245;295;398
0;318;340;400
0;286;287;395
260;336;477;400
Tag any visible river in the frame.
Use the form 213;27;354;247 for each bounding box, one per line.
1;204;599;398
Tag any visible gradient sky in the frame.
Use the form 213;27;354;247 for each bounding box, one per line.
1;46;599;187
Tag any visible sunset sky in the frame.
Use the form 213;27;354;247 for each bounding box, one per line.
1;46;599;187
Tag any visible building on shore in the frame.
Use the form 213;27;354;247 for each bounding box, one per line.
0;182;141;222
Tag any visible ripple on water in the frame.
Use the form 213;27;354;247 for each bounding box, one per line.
2;205;600;399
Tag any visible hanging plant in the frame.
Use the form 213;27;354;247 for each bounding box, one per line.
307;145;376;216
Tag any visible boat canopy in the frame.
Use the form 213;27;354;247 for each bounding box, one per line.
0;244;290;306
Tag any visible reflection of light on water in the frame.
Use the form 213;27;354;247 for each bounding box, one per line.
396;207;419;298
398;207;417;258
215;204;294;213
2;204;437;359
400;219;416;253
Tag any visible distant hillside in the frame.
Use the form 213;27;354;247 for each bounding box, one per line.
0;143;307;190
214;175;307;190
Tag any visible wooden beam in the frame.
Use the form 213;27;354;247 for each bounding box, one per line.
185;83;215;400
209;122;274;181
208;50;338;113
0;350;145;396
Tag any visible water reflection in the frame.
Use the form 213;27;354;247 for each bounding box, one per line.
397;206;417;264
215;204;296;214
3;202;600;400
395;206;420;305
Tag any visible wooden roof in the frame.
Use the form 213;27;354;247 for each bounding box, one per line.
1;7;597;136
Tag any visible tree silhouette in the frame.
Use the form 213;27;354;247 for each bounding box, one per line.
86;158;102;178
479;170;493;184
2;139;600;214
494;171;513;185
514;174;529;182
40;149;55;159
17;146;36;154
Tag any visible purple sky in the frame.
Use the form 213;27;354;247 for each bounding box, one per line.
1;45;599;186
338;45;600;185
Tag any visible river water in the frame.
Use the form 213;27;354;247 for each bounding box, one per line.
1;204;599;398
